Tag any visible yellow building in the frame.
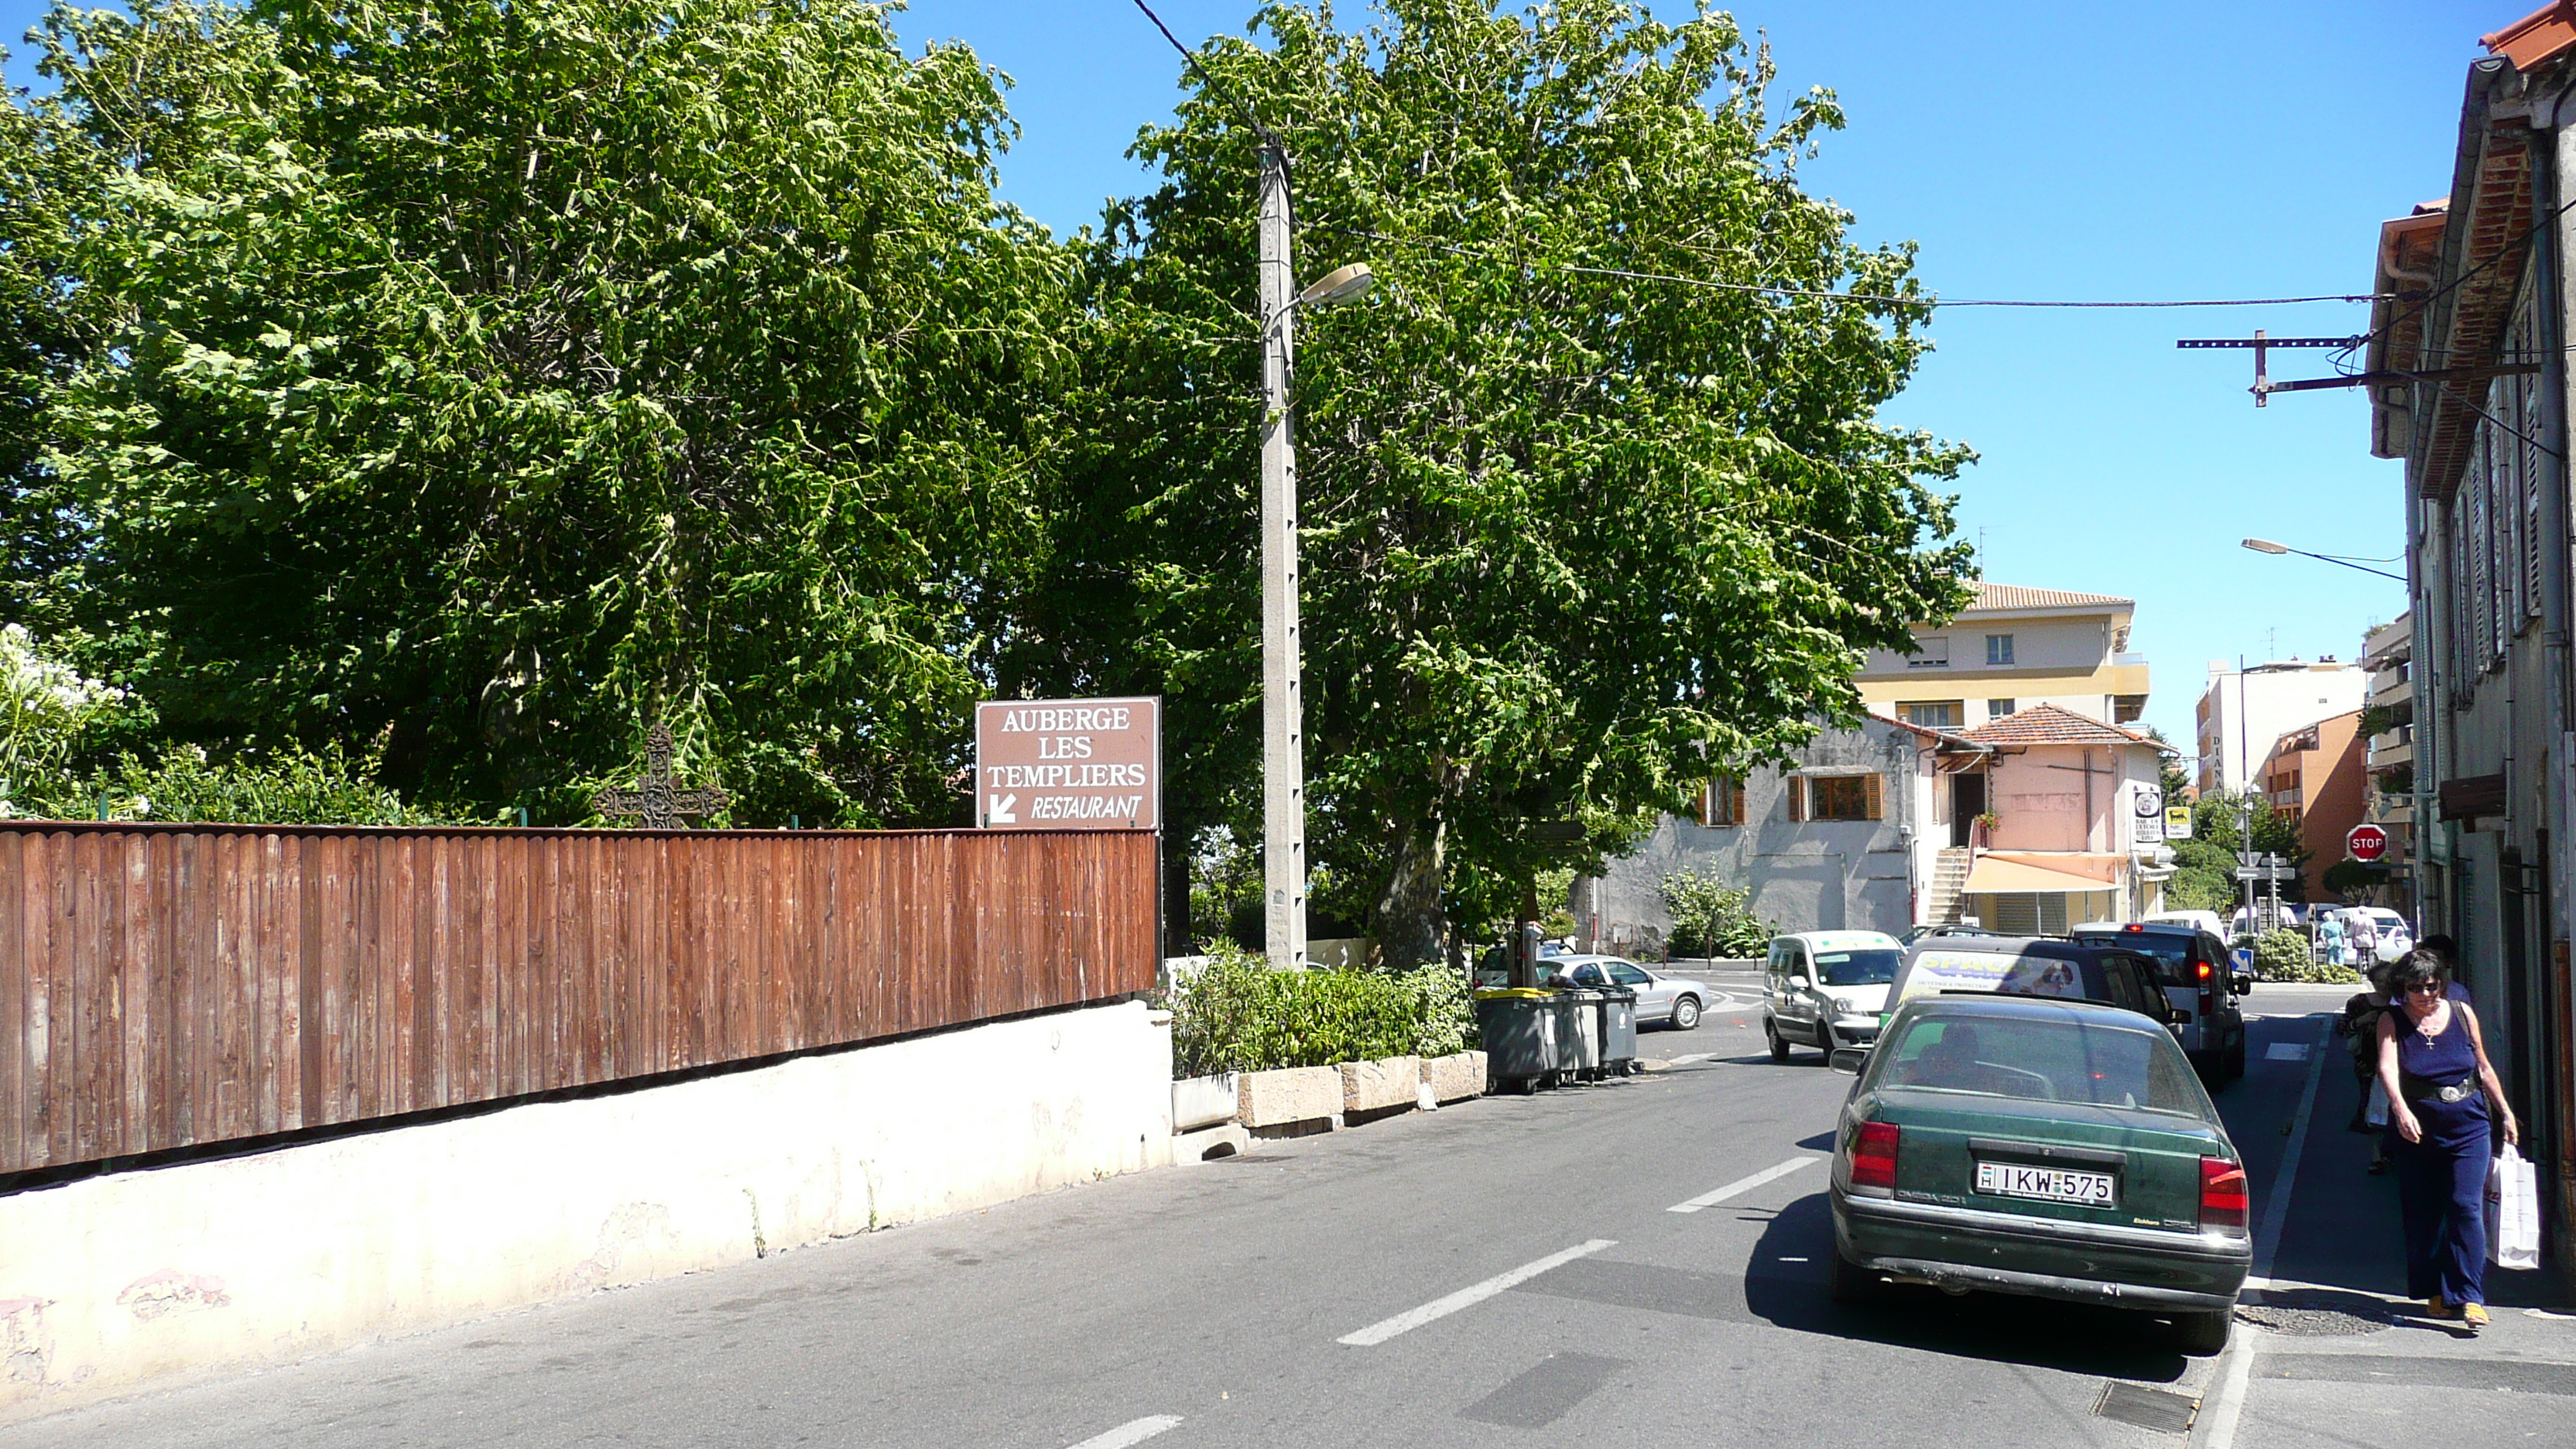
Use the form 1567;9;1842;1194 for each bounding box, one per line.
1855;582;2148;733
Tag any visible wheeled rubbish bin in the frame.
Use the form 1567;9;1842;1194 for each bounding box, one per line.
1553;988;1602;1081
1595;986;1639;1075
1473;988;1562;1093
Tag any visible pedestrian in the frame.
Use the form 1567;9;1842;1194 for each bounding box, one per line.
2378;948;2519;1330
2413;933;2472;1002
2338;961;2394;1173
2320;913;2348;970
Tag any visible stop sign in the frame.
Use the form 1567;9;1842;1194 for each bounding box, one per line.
2348;824;2389;862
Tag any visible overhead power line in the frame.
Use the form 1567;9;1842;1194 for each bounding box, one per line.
1124;5;2382;314
1320;226;2383;310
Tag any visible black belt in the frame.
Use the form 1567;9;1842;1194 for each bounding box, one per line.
2400;1072;2482;1106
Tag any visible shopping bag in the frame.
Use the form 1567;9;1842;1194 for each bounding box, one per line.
2364;1077;2389;1129
2487;1147;2542;1271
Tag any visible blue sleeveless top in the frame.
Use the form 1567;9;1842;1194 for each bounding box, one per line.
2394;1004;2477;1085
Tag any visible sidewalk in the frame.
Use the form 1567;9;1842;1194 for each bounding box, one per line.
2196;1019;2576;1446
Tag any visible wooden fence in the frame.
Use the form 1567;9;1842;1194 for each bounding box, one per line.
0;823;1158;1176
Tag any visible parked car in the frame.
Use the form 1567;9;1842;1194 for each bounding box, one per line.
2340;906;2414;965
1826;994;2252;1353
2068;921;2249;1085
1879;935;2172;1039
1471;939;1573;988
2142;909;2227;939
1900;923;1999;947
1761;930;1905;1060
1553;955;1704;1030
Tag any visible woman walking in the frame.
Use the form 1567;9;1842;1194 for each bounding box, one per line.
2379;950;2519;1329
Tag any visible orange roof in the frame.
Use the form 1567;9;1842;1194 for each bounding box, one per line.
1965;582;2132;613
1961;703;2156;748
2485;2;2576;70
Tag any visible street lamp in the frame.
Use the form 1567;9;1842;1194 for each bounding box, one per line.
2239;537;2406;583
1258;144;1372;973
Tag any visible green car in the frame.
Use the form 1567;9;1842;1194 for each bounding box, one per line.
1827;994;2252;1352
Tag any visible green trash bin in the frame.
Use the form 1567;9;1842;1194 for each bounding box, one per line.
1474;988;1561;1093
1597;985;1639;1075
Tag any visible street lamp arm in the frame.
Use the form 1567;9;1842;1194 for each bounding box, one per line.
2239;537;2405;582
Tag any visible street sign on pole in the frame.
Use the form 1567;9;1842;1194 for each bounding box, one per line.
975;697;1160;829
2164;804;2194;839
2347;823;2389;863
2133;786;2164;844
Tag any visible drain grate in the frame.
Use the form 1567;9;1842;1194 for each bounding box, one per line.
2234;1289;2393;1337
2094;1381;2198;1434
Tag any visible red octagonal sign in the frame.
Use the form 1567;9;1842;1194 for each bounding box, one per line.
2347;824;2389;863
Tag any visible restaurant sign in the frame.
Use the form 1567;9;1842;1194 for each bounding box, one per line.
974;697;1160;829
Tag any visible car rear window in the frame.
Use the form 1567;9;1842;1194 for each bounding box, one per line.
2073;932;2192;987
1816;948;1899;986
1872;1015;2206;1116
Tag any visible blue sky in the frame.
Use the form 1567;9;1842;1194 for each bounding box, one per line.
3;1;2497;747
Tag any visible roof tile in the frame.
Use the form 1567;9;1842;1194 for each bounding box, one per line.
1960;703;2156;748
1966;581;2133;613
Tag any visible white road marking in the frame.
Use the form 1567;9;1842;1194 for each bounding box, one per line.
2264;1041;2310;1061
1668;1156;1821;1214
2250;1022;2329;1285
1663;1052;1717;1067
1337;1240;1616;1346
2197;1326;2263;1449
1068;1416;1184;1449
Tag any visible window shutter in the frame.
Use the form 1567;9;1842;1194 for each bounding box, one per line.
1731;782;1748;824
1787;776;1807;822
1865;772;1884;820
1697;783;1714;827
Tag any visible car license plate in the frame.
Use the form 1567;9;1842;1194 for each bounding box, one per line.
1975;1160;2115;1207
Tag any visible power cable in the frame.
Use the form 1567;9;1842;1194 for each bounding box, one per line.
1127;0;1284;152
1316;225;2383;311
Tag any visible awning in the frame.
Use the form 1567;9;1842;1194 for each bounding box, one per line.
1964;858;2122;896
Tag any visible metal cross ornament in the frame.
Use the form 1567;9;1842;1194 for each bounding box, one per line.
593;721;730;828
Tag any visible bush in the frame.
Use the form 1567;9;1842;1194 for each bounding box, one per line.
1658;867;1773;957
2253;927;2362;985
11;738;492;826
1168;944;1476;1077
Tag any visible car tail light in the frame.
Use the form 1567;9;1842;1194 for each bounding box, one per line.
2200;1157;2249;1231
1850;1121;1901;1194
2197;958;2215;1015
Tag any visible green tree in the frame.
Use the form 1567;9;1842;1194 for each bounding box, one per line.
22;0;1077;824
1053;0;1971;963
2168;787;2308;913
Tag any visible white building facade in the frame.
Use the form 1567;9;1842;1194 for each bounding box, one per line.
2193;659;2369;795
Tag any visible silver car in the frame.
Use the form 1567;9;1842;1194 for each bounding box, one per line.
1553;955;1704;1030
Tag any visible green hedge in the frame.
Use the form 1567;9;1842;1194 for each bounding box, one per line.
1168;946;1475;1077
2255;927;2363;985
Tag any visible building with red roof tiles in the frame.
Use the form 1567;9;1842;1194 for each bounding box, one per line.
1854;581;2149;735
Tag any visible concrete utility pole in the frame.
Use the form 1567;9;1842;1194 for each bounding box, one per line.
1258;143;1307;974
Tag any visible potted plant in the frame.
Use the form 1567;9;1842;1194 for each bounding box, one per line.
1973;810;1999;846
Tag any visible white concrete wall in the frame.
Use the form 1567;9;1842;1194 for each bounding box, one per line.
2196;662;2368;791
0;1000;1172;1425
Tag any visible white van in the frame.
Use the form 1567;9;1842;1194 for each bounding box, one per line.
2144;909;2227;940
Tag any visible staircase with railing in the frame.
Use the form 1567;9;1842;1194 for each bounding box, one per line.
1927;845;1974;925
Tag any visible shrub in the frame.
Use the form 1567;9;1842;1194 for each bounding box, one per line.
2253;927;2362;985
1168;944;1476;1077
1658;867;1773;957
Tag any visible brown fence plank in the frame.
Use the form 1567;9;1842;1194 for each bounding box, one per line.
0;824;1156;1174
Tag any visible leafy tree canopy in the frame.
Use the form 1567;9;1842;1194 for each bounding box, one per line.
1047;0;1971;961
17;0;1077;824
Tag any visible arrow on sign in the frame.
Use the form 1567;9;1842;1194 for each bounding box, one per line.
987;793;1018;824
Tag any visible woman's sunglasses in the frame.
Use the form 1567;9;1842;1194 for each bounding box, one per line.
2404;982;2445;996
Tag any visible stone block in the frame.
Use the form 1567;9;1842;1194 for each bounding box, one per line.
1171;1071;1239;1131
1237;1065;1344;1128
1421;1050;1488;1103
1341;1055;1422;1115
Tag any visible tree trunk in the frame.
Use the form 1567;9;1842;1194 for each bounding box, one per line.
1372;813;1447;969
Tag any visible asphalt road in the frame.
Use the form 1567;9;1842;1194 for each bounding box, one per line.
18;983;2572;1448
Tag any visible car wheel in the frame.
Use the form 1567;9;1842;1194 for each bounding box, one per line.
1766;1019;1790;1062
1815;1022;1838;1058
1829;1245;1883;1306
2173;1308;2232;1355
2227;1030;2248;1080
1671;995;1702;1032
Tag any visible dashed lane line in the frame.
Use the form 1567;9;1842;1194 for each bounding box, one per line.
1067;1416;1184;1449
1337;1241;1618;1347
1667;1155;1821;1214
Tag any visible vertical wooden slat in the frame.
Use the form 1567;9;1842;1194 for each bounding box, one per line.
0;823;1159;1173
